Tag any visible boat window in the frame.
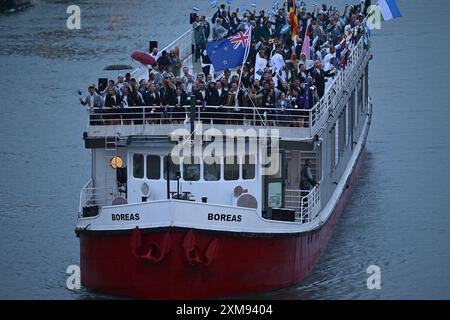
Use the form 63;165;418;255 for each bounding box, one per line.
330;126;336;172
204;157;221;181
364;65;369;107
268;182;282;208
338;113;346;158
183;157;200;181
163;155;180;180
269;153;283;179
146;155;160;180
242;155;256;180
345;106;349;147
133;154;144;179
224;156;239;181
358;78;364;112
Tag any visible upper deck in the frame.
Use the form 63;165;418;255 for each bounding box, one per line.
85;27;371;143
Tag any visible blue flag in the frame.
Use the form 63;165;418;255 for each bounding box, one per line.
206;29;251;72
378;0;402;21
303;78;310;109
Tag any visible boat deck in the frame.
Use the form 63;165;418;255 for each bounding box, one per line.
86;29;370;143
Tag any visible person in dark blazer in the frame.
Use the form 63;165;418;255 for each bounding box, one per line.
262;88;277;125
160;80;176;106
104;87;121;108
312;61;335;98
158;80;176;123
171;88;189;123
206;80;228;106
144;83;161;106
194;82;208;105
121;86;136;107
205;81;228;123
289;88;306;127
103;87;122;124
194;82;211;122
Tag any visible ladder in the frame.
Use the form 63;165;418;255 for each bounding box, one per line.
103;134;119;207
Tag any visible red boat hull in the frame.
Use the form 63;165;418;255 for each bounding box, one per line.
79;149;365;299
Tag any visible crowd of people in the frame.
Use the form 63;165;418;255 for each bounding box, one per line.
80;1;371;127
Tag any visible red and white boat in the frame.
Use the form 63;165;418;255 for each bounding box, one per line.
76;18;372;299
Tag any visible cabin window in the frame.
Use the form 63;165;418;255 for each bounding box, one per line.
338;112;346;158
204;157;221;181
365;66;369;107
242;155;256;180
146;155;160;180
359;78;364;113
268;152;283;179
163;155;180;180
352;91;358;129
345;106;349;147
267;182;282;208
183;157;200;181
133;154;144;179
335;123;339;166
330;126;336;173
224;156;240;180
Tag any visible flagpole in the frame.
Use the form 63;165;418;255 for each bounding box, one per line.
362;0;380;25
234;28;252;109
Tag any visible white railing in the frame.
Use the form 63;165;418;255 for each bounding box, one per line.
79;179;116;217
285;186;321;223
87;104;318;128
308;36;369;136
79;179;93;215
131;29;193;79
162;29;194;62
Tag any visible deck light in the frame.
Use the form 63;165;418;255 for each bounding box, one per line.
110;156;124;169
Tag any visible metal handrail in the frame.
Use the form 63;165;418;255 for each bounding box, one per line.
79;180;117;216
87;104;317;128
79;179;93;216
285;186;321;223
131;29;193;79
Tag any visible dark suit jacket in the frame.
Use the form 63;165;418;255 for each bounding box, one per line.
262;92;276;109
206;87;228;106
195;89;208;104
174;92;189;106
160;87;176;106
144;92;161;106
105;94;121;108
313;68;334;97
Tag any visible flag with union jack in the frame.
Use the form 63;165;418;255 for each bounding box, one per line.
206;28;252;72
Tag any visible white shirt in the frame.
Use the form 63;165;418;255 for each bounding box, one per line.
138;63;150;82
254;53;268;81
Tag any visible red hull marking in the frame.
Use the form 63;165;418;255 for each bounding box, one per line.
80;149;366;299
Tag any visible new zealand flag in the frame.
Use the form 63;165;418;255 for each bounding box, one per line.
206;29;251;72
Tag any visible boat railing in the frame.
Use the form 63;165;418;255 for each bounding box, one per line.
131;29;193;79
308;36;369;136
79;179;116;217
87;104;318;129
285;186;321;223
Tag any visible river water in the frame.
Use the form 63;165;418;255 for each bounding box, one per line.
0;0;449;299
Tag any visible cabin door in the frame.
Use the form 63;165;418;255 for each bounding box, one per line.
262;150;286;217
